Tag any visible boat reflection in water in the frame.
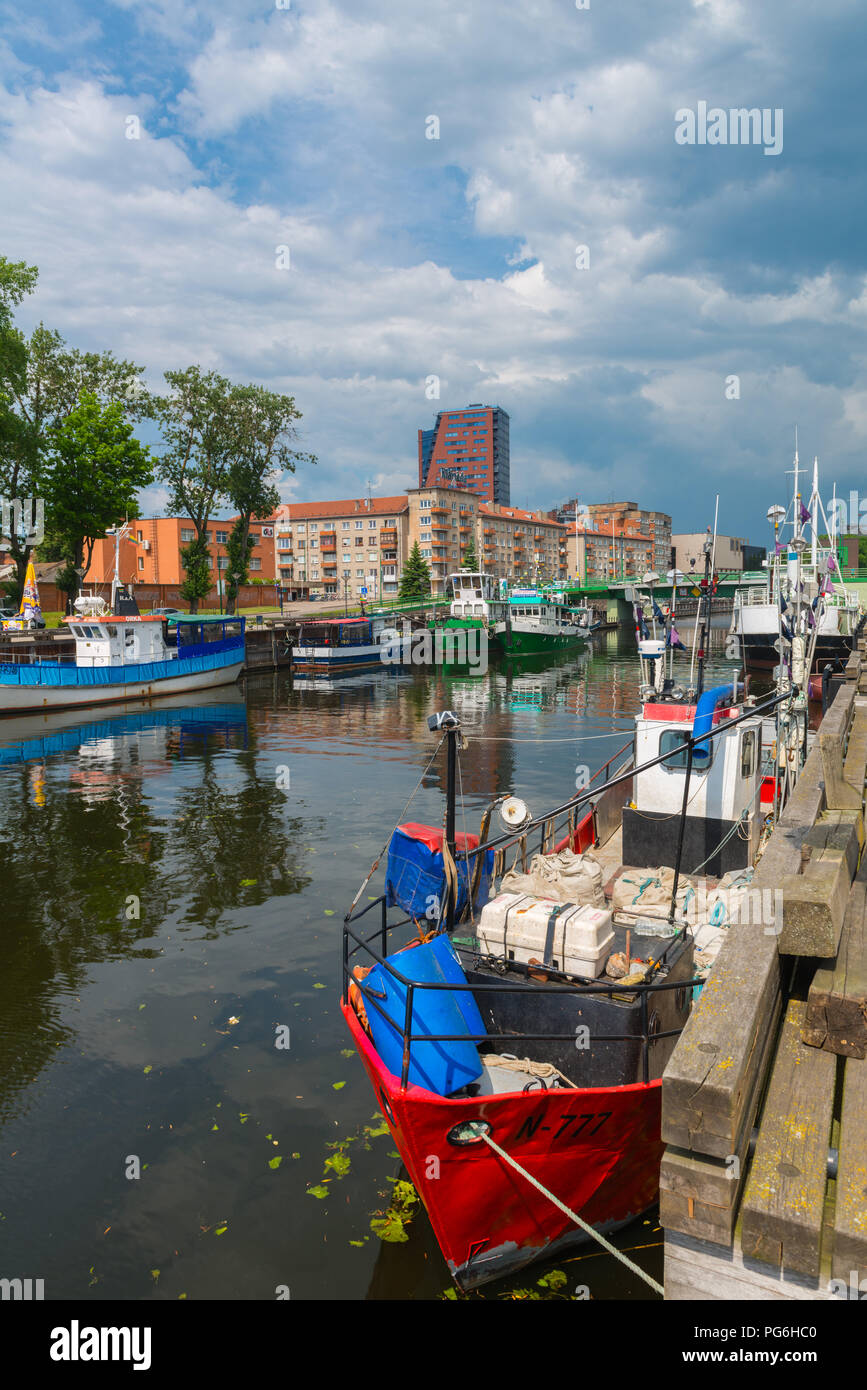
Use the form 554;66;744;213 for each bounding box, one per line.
0;689;248;777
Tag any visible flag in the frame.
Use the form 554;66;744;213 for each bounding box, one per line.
667;626;687;652
652;599;665;623
19;561;41;623
774;540;784;557
799;500;810;524
780;595;788;613
635;605;649;639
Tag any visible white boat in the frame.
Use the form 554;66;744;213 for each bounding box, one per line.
0;615;246;715
493;586;591;655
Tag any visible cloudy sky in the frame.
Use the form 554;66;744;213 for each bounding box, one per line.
1;0;865;538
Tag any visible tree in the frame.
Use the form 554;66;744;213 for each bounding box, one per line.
41;391;153;593
149;367;237;612
462;534;478;569
223;384;314;614
0;269;147;598
398;541;431;601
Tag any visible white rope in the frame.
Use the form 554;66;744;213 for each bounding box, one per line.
478;1130;665;1297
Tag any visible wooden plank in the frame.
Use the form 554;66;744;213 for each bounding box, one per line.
741;1000;836;1279
777;847;852;958
832;1055;867;1286
661;752;824;1157
660;992;783;1244
843;703;867;797
803;864;867;1058
820;683;860;812
665;1229;837;1301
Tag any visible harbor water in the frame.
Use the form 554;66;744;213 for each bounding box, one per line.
0;629;739;1300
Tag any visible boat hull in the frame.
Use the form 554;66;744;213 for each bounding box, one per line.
342;1001;662;1290
292;643;384;675
497;627;588;656
0;659;244;716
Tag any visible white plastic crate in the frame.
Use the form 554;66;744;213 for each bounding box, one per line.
478;892;615;979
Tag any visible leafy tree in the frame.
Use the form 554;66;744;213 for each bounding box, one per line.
178;536;213;608
398;541;431;601
462;534;478;569
223;384;314;614
0;265;146;596
41;391;153;593
149;367;237;612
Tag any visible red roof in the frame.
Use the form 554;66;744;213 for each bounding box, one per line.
274;497;408;521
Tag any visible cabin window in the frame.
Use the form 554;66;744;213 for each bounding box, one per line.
659;729;715;771
740;729;757;779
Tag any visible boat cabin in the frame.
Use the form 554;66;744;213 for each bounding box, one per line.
446;571;499;619
64;616;170;667
296;617;373;648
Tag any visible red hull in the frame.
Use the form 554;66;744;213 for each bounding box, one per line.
343;1001;662;1289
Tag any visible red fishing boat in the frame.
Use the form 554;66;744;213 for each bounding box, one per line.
342;567;808;1290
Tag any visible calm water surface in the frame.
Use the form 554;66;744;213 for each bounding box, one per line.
0;631;737;1301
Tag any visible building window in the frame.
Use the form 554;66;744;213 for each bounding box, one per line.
137;556;144;570
342;521;350;529
180;528;195;543
355;521;363;529
218;557;229;571
216;530;229;544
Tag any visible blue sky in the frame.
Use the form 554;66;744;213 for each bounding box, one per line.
1;0;865;541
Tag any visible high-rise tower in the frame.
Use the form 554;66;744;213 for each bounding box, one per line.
417;405;510;504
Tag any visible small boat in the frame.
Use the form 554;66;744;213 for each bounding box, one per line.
430;570;508;650
341;548;809;1291
0;614;246;716
292;617;388;675
494;587;591;656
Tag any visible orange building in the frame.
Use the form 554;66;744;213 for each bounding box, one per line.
84;517;278;595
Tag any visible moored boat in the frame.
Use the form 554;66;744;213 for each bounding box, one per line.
494;587;591;656
0;614;245;716
292;616;386;675
341;586;807;1288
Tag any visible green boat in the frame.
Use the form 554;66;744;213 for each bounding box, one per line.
493;586;593;655
429;570;507;652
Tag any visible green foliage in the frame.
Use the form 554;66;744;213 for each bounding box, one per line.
41;391;153;589
224;518;254;612
179;535;213;606
398;541;431;601
370;1179;419;1243
462;534;478;568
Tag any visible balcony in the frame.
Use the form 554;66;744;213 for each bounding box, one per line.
380;530;397;544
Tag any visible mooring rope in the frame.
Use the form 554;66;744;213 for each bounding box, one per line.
477;1130;665;1297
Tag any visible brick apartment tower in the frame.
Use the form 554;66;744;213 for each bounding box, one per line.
418;405;510;504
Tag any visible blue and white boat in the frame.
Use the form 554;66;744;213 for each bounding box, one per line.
0;615;246;716
292;617;387;675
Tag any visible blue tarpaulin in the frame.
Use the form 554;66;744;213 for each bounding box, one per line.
385;822;494;920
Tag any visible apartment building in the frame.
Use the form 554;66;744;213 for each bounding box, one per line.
561;524;654;584
672;533;754;575
407;487;567;595
555;499;672;578
84;517;278;591
418;405;510;504
272;497;409;601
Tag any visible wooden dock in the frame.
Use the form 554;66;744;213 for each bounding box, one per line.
660;663;867;1301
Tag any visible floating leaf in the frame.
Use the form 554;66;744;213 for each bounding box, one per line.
143;1065;152;1075
240;879;257;886
150;1269;160;1283
268;1156;283;1170
332;1081;346;1091
214;1225;228;1236
227;1016;240;1026
324;910;335;917
324;1152;350;1178
138;1004;146;1011
340;1049;355;1058
292;1152;301;1159
537;1269;567;1291
313;983;326;990
349;1240;365;1247
211;1124;219;1131
306;1185;329;1199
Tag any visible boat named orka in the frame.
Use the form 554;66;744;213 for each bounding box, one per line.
341;576;807;1289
